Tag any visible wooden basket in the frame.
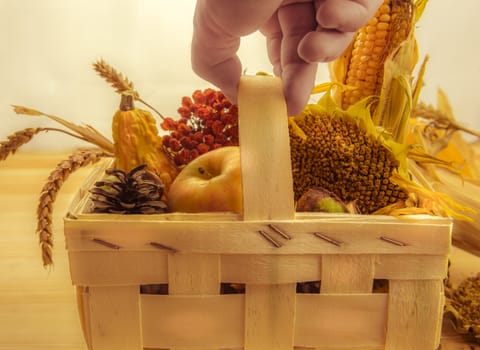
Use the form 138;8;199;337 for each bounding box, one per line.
64;76;451;350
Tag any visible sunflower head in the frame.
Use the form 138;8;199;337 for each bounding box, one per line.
289;91;409;214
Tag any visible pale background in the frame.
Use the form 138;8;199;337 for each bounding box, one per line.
1;0;479;150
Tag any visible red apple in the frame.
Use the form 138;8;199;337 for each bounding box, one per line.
167;146;243;213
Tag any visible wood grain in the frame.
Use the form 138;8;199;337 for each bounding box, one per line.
0;151;90;350
0;152;479;350
237;75;295;221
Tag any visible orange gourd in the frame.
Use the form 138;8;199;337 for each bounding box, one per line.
112;93;178;192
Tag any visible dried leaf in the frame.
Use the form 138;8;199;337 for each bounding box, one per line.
11;105;43;116
12;105;114;153
389;171;476;222
373;28;417;143
412;55;429;108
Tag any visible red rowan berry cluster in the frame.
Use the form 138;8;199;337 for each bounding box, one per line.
161;88;239;166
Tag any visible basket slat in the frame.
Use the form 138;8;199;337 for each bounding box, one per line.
238;75;297;350
141;294;244;348
141;293;391;349
295;294;387;348
385;280;444;350
374;254;448;280
67;252;448;287
168;253;221;350
68;251;168;286
168;254;220;295
237;75;295;221
65;217;451;255
321;255;375;293
245;284;296;350
87;286;142;350
222;254;321;285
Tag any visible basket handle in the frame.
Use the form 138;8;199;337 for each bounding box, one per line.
238;75;295;221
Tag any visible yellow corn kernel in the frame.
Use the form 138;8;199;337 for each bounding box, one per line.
341;0;414;110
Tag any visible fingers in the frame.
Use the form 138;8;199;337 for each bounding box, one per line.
192;0;383;116
298;0;383;62
316;0;384;32
191;1;241;104
298;30;355;63
191;0;282;104
190;33;242;105
278;3;319;115
261;14;283;77
262;2;318;115
282;62;318;116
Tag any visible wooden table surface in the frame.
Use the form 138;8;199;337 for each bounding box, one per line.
0;151;479;350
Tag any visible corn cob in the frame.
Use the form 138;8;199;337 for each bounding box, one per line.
334;0;414;110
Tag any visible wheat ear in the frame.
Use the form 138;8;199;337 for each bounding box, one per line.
37;148;111;267
0;127;104;162
92;59;165;120
92;59;137;96
1;128;46;161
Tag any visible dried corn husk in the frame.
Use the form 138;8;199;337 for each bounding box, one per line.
406;90;480;255
433;169;480;256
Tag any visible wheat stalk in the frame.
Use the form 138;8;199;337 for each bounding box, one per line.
37;148;111;267
92;59;165;120
12;105;115;153
412;102;480;138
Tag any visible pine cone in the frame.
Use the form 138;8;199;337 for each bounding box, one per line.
90;164;168;214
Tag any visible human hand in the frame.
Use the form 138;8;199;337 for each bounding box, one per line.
191;0;383;115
